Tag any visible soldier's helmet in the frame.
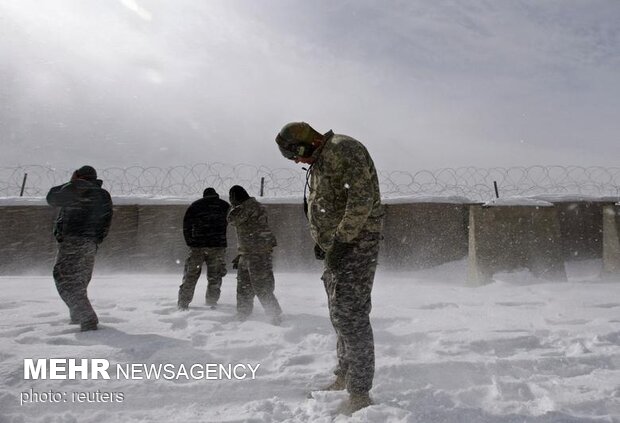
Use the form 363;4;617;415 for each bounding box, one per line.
275;122;320;160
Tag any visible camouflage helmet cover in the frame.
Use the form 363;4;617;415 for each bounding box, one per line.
275;122;317;160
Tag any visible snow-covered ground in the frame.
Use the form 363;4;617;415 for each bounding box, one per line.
1;260;619;422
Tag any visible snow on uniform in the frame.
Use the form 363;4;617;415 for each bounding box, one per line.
308;132;384;395
178;188;230;307
46;174;113;330
227;197;282;319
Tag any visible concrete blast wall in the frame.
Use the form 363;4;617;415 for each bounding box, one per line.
0;201;469;275
0;200;613;278
467;205;567;286
552;201;605;260
382;203;468;268
603;204;620;275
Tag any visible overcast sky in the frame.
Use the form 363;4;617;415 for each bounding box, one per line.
1;0;619;173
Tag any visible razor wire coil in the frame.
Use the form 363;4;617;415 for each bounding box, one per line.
2;164;620;201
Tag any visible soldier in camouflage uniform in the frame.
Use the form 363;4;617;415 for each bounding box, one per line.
46;165;113;332
178;187;230;310
275;122;383;413
227;185;283;324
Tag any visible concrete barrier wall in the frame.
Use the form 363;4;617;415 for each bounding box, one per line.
381;202;469;269
0;201;469;275
0;199;610;277
603;204;620;275
468;205;567;286
0;206;57;274
549;201;605;260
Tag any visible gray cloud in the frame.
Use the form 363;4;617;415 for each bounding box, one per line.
1;0;619;173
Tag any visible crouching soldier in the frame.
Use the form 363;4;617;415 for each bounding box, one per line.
46;165;113;331
227;185;282;325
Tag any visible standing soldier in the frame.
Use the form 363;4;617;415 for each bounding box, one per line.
178;187;230;310
46;165;113;332
275;122;383;413
227;185;282;325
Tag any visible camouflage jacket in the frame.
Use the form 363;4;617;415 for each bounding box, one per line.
308;132;384;251
227;197;277;254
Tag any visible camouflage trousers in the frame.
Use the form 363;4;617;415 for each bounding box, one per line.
52;237;98;326
178;247;227;306
322;231;380;394
236;252;282;318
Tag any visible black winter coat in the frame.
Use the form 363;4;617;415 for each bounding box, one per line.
46;179;113;244
183;193;230;248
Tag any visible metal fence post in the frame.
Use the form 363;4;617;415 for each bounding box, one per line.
20;173;28;197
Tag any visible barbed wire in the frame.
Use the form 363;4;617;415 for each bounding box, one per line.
2;164;620;201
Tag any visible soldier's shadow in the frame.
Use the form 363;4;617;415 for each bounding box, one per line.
76;327;214;364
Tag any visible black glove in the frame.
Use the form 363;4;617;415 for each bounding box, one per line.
232;255;240;270
314;243;326;260
326;239;354;268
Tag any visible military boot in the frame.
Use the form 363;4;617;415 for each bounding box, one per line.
306;373;347;399
80;321;98;332
322;373;345;391
346;392;372;414
271;314;283;326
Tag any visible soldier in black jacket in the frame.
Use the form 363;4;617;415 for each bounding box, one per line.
178;187;230;310
46;165;113;331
